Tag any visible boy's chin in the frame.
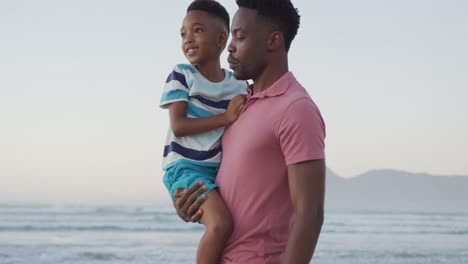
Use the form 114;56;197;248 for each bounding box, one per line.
184;55;198;65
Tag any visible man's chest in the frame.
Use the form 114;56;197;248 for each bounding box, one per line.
222;100;284;154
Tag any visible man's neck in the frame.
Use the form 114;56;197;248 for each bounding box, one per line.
252;58;289;94
195;60;224;83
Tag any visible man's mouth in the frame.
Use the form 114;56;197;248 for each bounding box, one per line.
227;56;239;69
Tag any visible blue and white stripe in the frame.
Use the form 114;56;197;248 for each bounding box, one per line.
160;64;248;169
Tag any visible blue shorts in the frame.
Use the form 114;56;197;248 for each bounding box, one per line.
163;161;218;200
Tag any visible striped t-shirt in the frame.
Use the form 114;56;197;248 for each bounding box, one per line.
160;64;248;170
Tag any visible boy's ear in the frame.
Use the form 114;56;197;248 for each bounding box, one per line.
267;31;284;51
217;31;228;49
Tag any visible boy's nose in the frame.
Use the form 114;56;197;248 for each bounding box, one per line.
184;33;194;44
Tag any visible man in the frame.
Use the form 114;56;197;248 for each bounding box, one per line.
173;0;326;263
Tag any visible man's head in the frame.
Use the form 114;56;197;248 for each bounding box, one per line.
236;0;300;52
181;0;230;65
227;0;300;80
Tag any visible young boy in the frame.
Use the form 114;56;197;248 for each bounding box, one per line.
159;1;247;263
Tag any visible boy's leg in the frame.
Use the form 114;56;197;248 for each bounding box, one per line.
196;189;233;264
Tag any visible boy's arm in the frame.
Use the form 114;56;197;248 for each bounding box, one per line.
283;159;325;264
169;95;245;137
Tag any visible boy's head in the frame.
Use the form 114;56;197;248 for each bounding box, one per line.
227;0;300;80
187;0;230;33
181;0;230;66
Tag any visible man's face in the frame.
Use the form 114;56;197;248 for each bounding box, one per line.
227;8;269;81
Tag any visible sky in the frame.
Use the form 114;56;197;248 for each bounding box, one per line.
1;0;467;205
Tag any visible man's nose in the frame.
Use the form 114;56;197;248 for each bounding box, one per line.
227;41;235;53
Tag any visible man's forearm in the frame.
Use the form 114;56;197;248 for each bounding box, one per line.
285;159;326;263
283;210;324;264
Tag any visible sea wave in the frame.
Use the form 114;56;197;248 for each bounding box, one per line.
1;224;467;235
322;228;468;235
77;251;132;261
0;205;173;216
0;224;203;233
2;205;468;236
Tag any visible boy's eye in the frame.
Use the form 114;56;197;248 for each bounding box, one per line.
181;32;186;38
194;28;203;33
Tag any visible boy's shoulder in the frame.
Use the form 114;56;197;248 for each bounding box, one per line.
171;63;198;75
224;70;249;90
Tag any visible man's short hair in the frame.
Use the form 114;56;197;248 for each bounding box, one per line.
236;0;300;51
187;0;230;33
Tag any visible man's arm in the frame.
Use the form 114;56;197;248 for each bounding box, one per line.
283;159;325;264
169;95;245;137
173;182;207;222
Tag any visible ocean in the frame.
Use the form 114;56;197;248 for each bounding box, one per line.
0;204;467;264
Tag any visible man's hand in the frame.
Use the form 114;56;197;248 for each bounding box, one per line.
223;95;246;124
173;181;207;222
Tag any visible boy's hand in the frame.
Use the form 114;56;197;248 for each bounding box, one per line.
224;95;246;124
173;182;207;222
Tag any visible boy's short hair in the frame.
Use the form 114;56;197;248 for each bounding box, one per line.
236;0;300;52
187;0;230;33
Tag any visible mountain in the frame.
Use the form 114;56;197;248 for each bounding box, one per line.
326;169;468;213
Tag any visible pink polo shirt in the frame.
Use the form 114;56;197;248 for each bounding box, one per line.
216;72;326;263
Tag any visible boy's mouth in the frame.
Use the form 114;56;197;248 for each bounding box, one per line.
186;47;198;56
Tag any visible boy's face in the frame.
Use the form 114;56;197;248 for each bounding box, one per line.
180;10;223;65
227;8;270;81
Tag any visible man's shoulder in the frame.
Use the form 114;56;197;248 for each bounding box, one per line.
284;76;320;107
280;81;322;121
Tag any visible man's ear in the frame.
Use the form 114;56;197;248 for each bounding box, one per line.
267;31;284;51
217;31;228;49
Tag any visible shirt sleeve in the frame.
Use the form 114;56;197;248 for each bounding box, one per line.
159;65;190;109
277;97;326;165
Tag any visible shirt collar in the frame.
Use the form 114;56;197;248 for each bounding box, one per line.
247;71;295;99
